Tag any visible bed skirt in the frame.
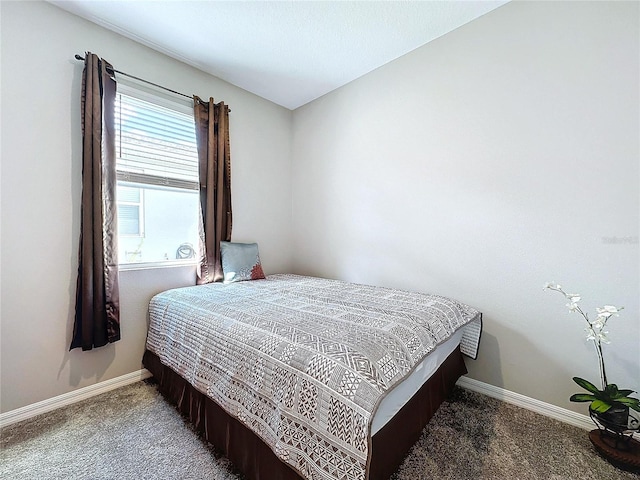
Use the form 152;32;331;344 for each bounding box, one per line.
142;346;467;480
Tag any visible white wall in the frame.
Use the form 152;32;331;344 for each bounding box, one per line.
0;1;293;412
291;1;639;413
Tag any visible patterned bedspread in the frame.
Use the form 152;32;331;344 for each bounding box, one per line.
146;274;481;480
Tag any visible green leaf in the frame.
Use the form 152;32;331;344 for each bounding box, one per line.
616;389;635;398
573;377;600;394
590;399;612;413
616;397;640;408
605;384;619;396
570;394;597;403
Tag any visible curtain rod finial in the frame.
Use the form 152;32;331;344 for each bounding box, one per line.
75;54;85;61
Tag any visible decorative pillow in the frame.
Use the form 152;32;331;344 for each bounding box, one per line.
220;241;266;283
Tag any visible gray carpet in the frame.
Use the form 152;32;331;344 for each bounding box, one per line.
1;381;637;479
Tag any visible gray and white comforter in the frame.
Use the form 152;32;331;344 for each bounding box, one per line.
146;274;481;480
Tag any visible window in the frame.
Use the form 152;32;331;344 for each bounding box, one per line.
114;84;200;266
117;185;143;236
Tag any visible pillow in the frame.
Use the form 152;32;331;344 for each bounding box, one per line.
220;241;266;283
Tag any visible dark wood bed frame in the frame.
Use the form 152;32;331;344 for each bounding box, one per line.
143;346;467;480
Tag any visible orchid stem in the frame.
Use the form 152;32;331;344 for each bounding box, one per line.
596;342;608;389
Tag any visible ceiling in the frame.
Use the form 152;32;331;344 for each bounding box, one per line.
50;1;509;110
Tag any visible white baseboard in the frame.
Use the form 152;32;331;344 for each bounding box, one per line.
457;376;633;433
1;370;634;438
0;369;152;428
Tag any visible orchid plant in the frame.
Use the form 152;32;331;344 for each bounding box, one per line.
544;282;640;419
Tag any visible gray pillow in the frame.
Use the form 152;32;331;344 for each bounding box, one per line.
220;241;266;283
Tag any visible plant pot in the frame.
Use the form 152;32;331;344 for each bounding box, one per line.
591;404;630;433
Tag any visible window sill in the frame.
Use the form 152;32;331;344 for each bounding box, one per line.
118;260;197;272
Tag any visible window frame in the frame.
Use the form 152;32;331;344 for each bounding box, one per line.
114;79;200;270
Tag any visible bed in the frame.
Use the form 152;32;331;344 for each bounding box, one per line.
143;274;481;480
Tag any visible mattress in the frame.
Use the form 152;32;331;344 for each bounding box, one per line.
371;328;463;434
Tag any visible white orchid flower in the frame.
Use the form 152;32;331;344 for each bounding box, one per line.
597;330;611;344
596;305;620;317
566;302;579;312
566;294;581;303
592;317;605;329
585;325;610;344
585;327;597;342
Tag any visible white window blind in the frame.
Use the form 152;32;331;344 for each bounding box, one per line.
115;92;199;190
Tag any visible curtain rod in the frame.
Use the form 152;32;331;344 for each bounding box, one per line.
74;54;230;111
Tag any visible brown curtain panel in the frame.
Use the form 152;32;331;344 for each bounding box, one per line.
70;53;121;351
193;96;232;284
